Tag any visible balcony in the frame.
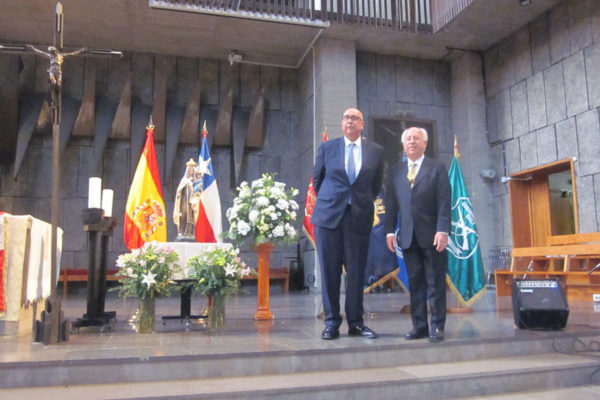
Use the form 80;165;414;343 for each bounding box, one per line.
151;0;433;32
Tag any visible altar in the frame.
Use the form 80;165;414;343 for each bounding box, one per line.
0;214;62;336
156;242;232;323
158;241;232;279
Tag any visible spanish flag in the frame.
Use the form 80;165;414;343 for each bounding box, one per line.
124;119;167;249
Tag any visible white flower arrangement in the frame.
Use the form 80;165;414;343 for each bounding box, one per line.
187;247;253;296
225;173;299;245
114;242;181;299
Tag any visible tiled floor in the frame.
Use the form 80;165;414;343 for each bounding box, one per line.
1;285;599;364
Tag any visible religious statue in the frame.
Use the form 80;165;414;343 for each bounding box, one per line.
26;45;86;109
190;168;204;222
173;159;198;239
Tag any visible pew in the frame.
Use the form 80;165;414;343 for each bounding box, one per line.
58;268;120;298
243;267;290;293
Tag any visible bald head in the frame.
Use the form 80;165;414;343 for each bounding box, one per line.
401;127;428;161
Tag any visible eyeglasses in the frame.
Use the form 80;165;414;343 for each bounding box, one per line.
342;115;362;122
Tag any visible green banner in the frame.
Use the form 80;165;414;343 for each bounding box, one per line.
447;157;487;306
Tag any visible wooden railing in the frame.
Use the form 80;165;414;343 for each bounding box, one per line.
151;0;432;32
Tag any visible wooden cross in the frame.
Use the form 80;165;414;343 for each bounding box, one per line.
0;2;121;344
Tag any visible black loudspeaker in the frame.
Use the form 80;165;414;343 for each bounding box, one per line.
511;279;569;330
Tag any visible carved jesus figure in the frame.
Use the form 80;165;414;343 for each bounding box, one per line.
26;45;85;106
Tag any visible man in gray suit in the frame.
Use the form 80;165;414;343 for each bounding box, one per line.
384;127;451;342
312;107;384;340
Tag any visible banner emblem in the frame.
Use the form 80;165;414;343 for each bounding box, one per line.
132;199;166;240
448;196;479;260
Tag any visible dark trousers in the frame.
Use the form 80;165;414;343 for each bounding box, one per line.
314;207;370;330
403;233;447;332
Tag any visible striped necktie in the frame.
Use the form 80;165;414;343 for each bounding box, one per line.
407;162;417;189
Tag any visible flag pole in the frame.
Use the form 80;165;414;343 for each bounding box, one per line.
447;135;474;314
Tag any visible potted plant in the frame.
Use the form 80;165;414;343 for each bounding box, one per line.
114;242;181;333
187;246;252;331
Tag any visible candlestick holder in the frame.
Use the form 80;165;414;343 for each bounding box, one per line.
73;210;117;330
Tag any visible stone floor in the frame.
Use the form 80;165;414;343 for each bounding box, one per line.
1;284;599;364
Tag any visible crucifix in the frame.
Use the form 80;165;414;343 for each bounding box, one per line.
0;2;121;343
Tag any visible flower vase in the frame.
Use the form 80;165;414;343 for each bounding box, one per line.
254;242;275;320
208;294;226;332
138;296;155;333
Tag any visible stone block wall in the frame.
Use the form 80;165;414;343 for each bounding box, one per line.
484;0;600;246
0;51;307;274
356;52;453;164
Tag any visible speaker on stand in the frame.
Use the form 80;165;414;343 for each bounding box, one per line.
511;278;569;330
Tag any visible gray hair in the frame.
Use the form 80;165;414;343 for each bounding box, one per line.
401;127;428;143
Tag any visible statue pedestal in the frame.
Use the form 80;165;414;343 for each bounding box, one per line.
254;243;275;320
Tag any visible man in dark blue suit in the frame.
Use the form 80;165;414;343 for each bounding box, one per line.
384;127;451;342
312;107;384;340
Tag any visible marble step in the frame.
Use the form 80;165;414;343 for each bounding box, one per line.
0;353;598;399
2;331;599;389
452;384;600;399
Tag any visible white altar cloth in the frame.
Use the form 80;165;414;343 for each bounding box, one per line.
153;242;232;279
1;214;62;324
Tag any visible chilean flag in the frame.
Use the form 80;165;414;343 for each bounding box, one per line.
194;122;222;243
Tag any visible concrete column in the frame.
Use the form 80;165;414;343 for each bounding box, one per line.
309;38;357;289
450;51;494;270
313;37;357;141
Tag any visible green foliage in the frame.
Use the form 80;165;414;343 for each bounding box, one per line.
114;242;181;299
187;246;253;296
224;172;299;246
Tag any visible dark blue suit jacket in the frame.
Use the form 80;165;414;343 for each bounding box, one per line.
311;137;384;233
384;157;451;249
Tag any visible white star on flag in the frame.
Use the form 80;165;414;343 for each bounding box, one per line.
141;271;157;287
197;157;212;176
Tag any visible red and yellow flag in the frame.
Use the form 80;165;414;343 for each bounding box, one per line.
124;120;167;250
303;125;328;248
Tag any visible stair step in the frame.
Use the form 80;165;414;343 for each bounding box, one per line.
3;332;599;389
0;353;597;399
453;384;600;399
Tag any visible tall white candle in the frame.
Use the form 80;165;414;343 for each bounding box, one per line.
101;189;114;218
88;177;102;209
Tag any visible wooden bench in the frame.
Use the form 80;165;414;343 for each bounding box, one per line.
510;233;600;272
58;268;120;298
242;267;290;293
495;233;600;302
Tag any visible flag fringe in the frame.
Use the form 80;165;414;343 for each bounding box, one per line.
445;275;487;308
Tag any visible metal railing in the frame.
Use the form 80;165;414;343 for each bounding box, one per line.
152;0;432;31
430;0;472;33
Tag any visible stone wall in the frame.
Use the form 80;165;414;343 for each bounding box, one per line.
484;0;600;247
356;52;453;163
0;51;306;273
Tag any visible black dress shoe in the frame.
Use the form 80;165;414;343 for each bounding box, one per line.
321;328;340;340
428;328;444;343
348;325;378;338
404;328;429;340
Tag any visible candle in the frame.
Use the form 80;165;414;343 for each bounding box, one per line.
88;177;102;209
101;189;114;218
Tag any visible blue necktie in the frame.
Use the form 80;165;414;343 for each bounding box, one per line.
347;143;356;184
